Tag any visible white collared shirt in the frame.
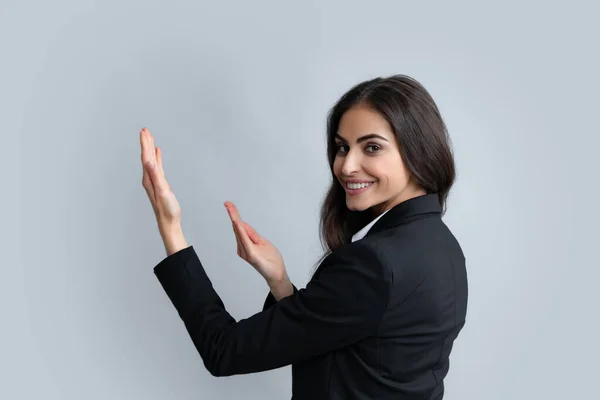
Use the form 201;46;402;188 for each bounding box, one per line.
351;209;390;242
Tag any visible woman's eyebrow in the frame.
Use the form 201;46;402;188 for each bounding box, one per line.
335;133;389;143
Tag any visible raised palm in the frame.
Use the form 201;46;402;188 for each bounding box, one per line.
140;128;181;224
224;201;287;284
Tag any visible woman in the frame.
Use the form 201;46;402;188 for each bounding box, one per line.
140;74;468;399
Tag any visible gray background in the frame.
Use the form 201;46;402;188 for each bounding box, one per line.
5;0;598;399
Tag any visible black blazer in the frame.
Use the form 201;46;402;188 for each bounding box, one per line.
154;194;468;399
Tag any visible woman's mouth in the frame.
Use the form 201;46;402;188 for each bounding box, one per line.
344;181;375;195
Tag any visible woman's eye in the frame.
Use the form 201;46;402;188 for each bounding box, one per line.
335;143;381;154
336;144;348;154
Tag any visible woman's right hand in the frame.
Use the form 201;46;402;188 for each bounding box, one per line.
224;201;289;287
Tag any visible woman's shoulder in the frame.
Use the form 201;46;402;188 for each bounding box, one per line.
361;217;465;278
364;214;461;252
318;240;393;282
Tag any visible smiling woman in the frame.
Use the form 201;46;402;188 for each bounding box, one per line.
141;74;467;400
335;107;425;211
320;76;456;255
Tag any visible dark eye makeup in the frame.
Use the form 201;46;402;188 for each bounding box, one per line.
334;142;383;154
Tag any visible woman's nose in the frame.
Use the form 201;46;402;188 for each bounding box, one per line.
341;151;361;176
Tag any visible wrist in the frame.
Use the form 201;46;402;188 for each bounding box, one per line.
268;273;294;301
266;269;288;288
159;221;188;256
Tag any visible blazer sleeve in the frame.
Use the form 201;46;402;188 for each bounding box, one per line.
262;285;298;310
153;244;391;377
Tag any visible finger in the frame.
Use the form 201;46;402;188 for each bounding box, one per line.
235;220;254;253
225;202;246;256
140;129;148;164
224;203;260;245
142;165;155;201
231;221;245;256
147;128;157;164
156;146;165;180
142;164;157;215
156;146;162;169
140;128;152;166
242;221;261;245
143;137;169;192
224;201;242;223
140;130;155;200
145;159;167;193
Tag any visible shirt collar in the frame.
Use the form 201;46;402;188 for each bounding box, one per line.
351;209;390;242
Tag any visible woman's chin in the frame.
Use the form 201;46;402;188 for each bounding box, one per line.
345;198;371;212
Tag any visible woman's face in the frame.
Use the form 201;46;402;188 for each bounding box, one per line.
332;105;425;215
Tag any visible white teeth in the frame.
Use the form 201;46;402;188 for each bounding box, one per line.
347;182;373;190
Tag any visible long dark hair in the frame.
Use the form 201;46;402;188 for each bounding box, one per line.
317;74;456;261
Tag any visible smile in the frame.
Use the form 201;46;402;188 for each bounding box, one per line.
344;181;375;195
346;182;374;189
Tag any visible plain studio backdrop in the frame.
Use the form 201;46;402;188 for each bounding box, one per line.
5;0;598;399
